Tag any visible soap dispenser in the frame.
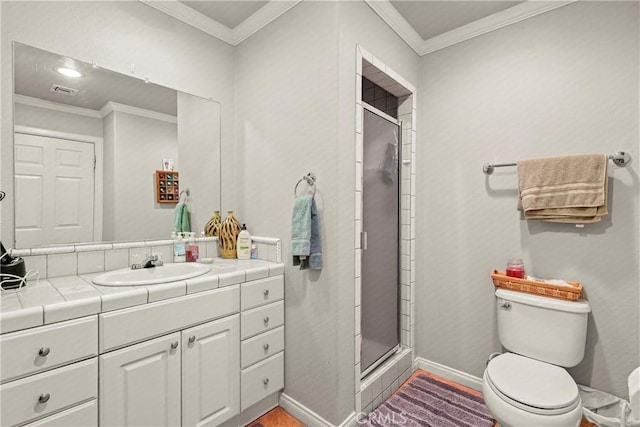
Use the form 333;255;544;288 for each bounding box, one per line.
237;224;251;260
173;232;186;263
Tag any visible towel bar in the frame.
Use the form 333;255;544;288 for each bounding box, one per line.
294;173;316;197
482;151;631;175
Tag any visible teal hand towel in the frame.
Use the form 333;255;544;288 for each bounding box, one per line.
299;197;322;270
291;196;313;265
308;198;322;270
173;203;191;233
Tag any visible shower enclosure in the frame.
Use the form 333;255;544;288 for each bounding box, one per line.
360;104;400;377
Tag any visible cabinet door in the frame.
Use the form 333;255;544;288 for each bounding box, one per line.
182;314;240;427
100;333;181;427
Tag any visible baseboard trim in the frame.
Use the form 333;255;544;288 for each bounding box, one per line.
219;392;279;427
414;357;483;391
279;393;356;427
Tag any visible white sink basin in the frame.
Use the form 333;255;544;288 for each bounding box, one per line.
92;263;211;286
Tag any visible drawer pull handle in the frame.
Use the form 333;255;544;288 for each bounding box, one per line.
171;341;179;350
263;316;270;324
38;347;50;357
264;289;270;297
38;393;50;404
263;343;270;351
188;336;196;344
263;378;270;385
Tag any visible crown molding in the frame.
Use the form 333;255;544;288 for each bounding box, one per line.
139;0;301;46
363;0;424;55
420;1;577;55
141;0;576;53
139;0;234;45
14;125;104;145
234;1;302;45
14;94;102;119
364;0;577;57
100;101;177;124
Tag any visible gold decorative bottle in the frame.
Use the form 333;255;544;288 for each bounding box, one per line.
218;211;241;258
204;211;221;237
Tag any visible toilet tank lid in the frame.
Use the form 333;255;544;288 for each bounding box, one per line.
495;289;590;313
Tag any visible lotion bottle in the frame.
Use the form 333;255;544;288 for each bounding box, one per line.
186;232;199;262
237;224;251;260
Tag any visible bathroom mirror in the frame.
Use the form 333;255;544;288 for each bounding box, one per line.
11;42;221;248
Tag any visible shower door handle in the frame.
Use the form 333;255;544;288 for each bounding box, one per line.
361;231;368;250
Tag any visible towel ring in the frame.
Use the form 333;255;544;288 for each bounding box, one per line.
294;173;316;197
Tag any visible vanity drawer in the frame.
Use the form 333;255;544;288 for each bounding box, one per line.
241;301;284;340
23;399;97;427
100;285;239;352
241;276;284;310
241;352;284;411
241;326;284;368
0;316;98;383
0;358;97;427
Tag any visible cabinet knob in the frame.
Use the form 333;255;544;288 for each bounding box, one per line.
38;347;50;357
38;393;50;404
263;378;270;386
263;343;270;351
188;336;196;344
264;289;270;298
263;316;270;324
171;341;179;349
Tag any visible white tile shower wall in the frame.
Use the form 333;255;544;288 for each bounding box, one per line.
12;237;279;280
360;348;413;412
355;45;417;412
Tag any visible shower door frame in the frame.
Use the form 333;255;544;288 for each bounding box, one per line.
360;102;402;379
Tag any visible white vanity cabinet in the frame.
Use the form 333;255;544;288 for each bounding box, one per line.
0;316;98;427
99;332;182;427
1;265;285;427
99;316;241;427
239;276;285;411
182;314;240;426
99;285;241;427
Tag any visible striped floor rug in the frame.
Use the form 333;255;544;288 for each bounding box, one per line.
362;373;495;427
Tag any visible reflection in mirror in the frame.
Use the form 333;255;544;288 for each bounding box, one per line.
12;42;221;249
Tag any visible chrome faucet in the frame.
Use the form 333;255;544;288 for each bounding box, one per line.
131;254;164;269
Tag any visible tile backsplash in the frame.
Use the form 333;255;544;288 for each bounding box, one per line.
10;236;281;280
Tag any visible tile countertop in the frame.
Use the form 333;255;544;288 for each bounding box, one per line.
0;259;285;335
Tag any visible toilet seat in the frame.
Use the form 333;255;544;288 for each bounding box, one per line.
486;353;580;416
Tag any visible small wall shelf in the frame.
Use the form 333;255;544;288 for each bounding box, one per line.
156;170;179;203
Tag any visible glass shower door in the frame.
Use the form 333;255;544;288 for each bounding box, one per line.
360;106;400;377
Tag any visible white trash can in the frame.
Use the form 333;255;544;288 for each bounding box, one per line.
579;385;640;427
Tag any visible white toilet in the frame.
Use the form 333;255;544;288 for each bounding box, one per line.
482;288;591;427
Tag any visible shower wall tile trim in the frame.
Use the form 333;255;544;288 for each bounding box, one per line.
355;45;417;413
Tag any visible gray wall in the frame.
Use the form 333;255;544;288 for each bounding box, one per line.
416;1;639;399
1;1;235;246
234;1;418;423
177;92;222;235
103;111;177;242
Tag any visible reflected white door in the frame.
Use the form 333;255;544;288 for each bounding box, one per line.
14;133;94;247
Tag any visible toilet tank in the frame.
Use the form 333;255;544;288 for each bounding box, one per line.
496;289;590;367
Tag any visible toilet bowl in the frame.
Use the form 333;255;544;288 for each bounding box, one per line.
482;353;582;427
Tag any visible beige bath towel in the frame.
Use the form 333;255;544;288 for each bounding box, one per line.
517;154;608;223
